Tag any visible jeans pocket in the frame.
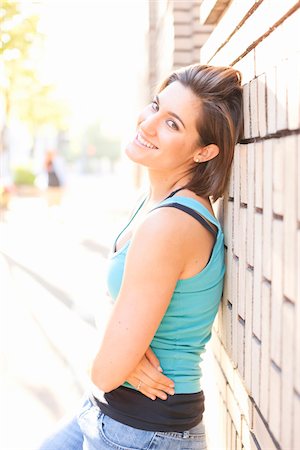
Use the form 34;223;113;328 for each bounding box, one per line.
99;414;156;450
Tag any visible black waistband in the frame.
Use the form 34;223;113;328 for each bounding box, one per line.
92;386;205;432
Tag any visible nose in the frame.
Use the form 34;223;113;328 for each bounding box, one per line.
139;113;157;137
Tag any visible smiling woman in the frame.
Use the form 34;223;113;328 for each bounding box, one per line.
38;64;243;450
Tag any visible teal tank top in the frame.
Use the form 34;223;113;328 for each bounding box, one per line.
106;195;225;394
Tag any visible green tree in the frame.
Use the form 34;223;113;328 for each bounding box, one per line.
0;1;69;156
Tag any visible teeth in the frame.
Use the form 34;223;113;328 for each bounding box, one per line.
137;133;157;149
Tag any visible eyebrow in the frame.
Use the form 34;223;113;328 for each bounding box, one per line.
155;95;186;129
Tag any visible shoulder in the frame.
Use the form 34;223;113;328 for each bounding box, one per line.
131;199;209;252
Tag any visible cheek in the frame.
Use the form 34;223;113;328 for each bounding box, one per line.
136;106;151;126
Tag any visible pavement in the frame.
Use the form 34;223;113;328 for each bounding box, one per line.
0;172;137;450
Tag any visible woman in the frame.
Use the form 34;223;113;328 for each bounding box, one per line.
39;64;243;450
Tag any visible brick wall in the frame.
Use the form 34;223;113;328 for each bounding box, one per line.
148;0;213;92
200;1;300;448
147;1;299;446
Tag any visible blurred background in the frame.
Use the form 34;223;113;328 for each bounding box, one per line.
1;1;299;449
0;1;152;448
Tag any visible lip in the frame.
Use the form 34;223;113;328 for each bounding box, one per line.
135;131;158;150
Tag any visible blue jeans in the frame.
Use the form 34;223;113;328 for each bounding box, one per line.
38;397;207;449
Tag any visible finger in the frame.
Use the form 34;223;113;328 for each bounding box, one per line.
140;359;175;389
138;370;175;396
137;383;170;401
127;376;156;401
145;348;163;372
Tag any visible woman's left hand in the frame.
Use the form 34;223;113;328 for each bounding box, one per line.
126;348;175;401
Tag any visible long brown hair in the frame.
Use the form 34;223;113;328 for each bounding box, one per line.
158;64;243;201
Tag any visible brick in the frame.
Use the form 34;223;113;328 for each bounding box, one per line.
249;432;261;450
227;384;242;436
173;10;191;23
223;248;230;302
231;257;239;366
209;0;297;66
281;301;295;450
238;207;247;320
276;60;288;131
225;301;233;355
298;135;300;223
227;413;233;450
241;415;252;450
293;392;300;449
174;24;193;35
240;144;248;204
255;21;281;77
244;268;253;391
243;83;251;139
221;342;236;388
283;135;298;302
228;200;234;253
287;56;300;130
247;143;255;266
254;141;263;210
200;0;255;63
233;145;240;257
173;1;191;11
260;281;271;420
296;230;300;394
262;139;273;281
266;67;277;134
221;396;228;447
223;198;233;250
270;219;283;367
237;318;245;378
257;73;267;137
232;368;253;426
269;362;281;443
253;212;262;340
173;50;193;65
232;425;238;450
192;31;212;48
250;78;259;138
229;153;235;198
214;349;228;403
252;406;278;450
251;336;261;406
272;138;284;216
282;8;300;57
174;37;192;51
234;50;255;86
236;431;242;450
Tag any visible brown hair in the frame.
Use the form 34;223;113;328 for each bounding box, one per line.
158;64;243;201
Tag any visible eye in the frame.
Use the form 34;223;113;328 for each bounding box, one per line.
166;120;179;130
151;100;159;112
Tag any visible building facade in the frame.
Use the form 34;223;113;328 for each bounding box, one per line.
148;1;300;449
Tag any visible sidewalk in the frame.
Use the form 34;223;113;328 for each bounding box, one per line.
0;173;135;449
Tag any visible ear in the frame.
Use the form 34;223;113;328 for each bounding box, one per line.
193;144;219;163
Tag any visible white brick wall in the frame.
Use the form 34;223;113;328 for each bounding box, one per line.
149;1;300;448
200;1;300;449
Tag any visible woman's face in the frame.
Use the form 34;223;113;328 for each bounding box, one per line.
125;81;202;173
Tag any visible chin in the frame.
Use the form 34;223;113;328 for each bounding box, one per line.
124;142;147;165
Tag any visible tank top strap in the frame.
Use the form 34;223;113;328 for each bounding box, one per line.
151;196;222;233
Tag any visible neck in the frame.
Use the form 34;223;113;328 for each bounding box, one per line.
146;169;190;203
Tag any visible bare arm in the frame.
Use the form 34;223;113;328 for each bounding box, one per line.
91;209;186;392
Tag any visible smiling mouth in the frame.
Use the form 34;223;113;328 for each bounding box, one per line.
136;132;158;149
